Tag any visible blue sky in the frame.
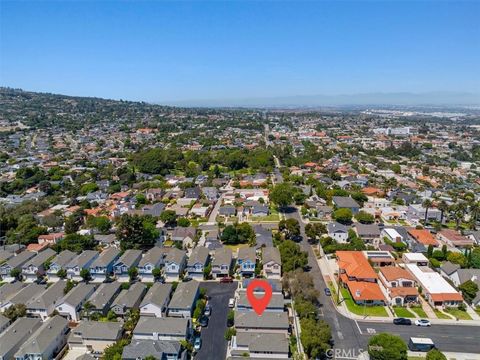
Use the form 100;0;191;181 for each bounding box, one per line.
1;1;479;103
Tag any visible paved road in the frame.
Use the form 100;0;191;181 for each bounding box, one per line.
285;208;480;354
195;282;237;360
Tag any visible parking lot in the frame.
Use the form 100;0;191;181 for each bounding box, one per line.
195;281;238;360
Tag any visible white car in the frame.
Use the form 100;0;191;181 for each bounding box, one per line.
415;319;431;327
228;298;235;308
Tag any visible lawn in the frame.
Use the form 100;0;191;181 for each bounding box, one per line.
433;309;452;319
444;308;472;320
250;214;279;222
340;288;388;317
225;243;251;253
410;306;428;318
163;240;174;247
393;306;416;318
476;307;480;316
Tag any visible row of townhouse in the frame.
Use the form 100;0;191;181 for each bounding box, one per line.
229;278;290;358
236;246;282;279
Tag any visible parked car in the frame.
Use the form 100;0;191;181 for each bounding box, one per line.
415;319;431;327
204;304;212;316
324;288;331;296
183;276;192;282
228;298;235;308
198;315;209;327
220;276;233;283
194;337;202;351
393;318;412;325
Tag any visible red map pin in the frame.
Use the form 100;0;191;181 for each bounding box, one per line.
246;279;272;316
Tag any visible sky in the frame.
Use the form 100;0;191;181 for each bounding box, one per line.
1;1;479;104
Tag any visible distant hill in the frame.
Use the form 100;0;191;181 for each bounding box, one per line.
166;91;480;108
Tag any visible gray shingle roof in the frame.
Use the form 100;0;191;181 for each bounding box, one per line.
72;320;122;341
23;248;56;268
112;282;146;309
122;339;181;359
50;250;77;268
237;247;256;262
165;248;186;265
235;332;289;354
234;311;289;330
89;282;121;310
9;283;45;306
14;316;68;357
67;250;99;268
140;283;172;308
333;196;360;208
187;246;209;266
58;283;96;308
91;247;120;268
26;280;65;310
115;249;142;267
0;282;25;305
133;316;189;337
168;281;199;310
212;247;232;267
0;318;42;359
261;247;281;265
139;246;168;267
5;251;36;268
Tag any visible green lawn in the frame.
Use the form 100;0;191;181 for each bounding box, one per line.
408;357;425;360
433;309;452;319
225;243;251;253
444;308;472;320
393;306;416;318
410;306;428;318
340;288;389;317
250;214;280;222
475;307;480;316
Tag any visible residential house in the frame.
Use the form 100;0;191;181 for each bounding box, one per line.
402;252;429;266
336;251;386;306
55;283;97;322
405;264;463;308
163;248;187;282
202;187;219;201
437;229;474;248
88;282;122;315
378;266;418;306
381;228;404;243
25;280;66;320
0;251;36;280
168;281;199;318
262;247;281;279
219;205;236;218
253;224;273;248
21;248;56;282
66;250;99;281
237;247;256;277
230;332;289;359
171;227;196;248
442;267;480;288
69;321;123;354
0;318;42;360
38;232;64;246
0;282;25;310
89;247;121;283
316;205;333;220
140;283;173;318
439;261;461;281
234;311;289;334
111;282;147;316
145;188;164;202
212;247;233;279
113;250;142;282
362;250;396;267
132;317;190;341
138;246;167;282
236;290;285;312
327;222;349;243
47;250;76;281
122;339;182;360
406;204;441;223
408;228;439;247
0;284;45;312
355;223;381;245
13;316;69;360
186;246;210;280
332;196;360;214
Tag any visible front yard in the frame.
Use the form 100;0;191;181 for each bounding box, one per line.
433;309;451;319
393;306;416;318
410;306;428;318
340;288;389;317
444;308;472;320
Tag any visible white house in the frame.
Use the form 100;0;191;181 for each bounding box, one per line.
139;283;173;318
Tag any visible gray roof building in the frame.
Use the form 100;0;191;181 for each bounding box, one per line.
70;320;123;342
114;249;142;271
212;247;233;268
111;282;147;315
26;280;65;314
66;250;99;269
14;315;69;360
90;247;120;269
0;318;42;360
262;247;281;265
22;248;56;269
140;283;173;310
122;339;181;360
49;250;77;269
133;317;190;340
7;283;45;307
332;196;360;210
232;332;289;357
89;282;121;313
0;251;36;275
168;281;199;316
0;282;25;307
234;311;289;332
187;246;209;267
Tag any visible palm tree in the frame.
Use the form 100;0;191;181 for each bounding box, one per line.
422;199;432;224
468;202;480;230
438;200;449;225
453;202;467;230
83;301;93;320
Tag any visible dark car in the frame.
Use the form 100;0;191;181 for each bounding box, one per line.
220;276;233;283
198;315;209;327
324;288;332;296
393;317;412;325
183;276;193;282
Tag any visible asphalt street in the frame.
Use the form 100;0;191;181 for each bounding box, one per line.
195;282;237;360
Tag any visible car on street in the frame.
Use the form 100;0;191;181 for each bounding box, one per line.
415;319;431;327
204;304;212;316
324;287;331;296
198;315;209;327
194;337;202;351
393;317;412;325
183;276;193;282
220;277;233;283
228;297;235;308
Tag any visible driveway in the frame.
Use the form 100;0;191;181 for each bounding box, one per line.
195;282;237;360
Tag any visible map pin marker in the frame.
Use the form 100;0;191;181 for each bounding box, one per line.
246;279;272;316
